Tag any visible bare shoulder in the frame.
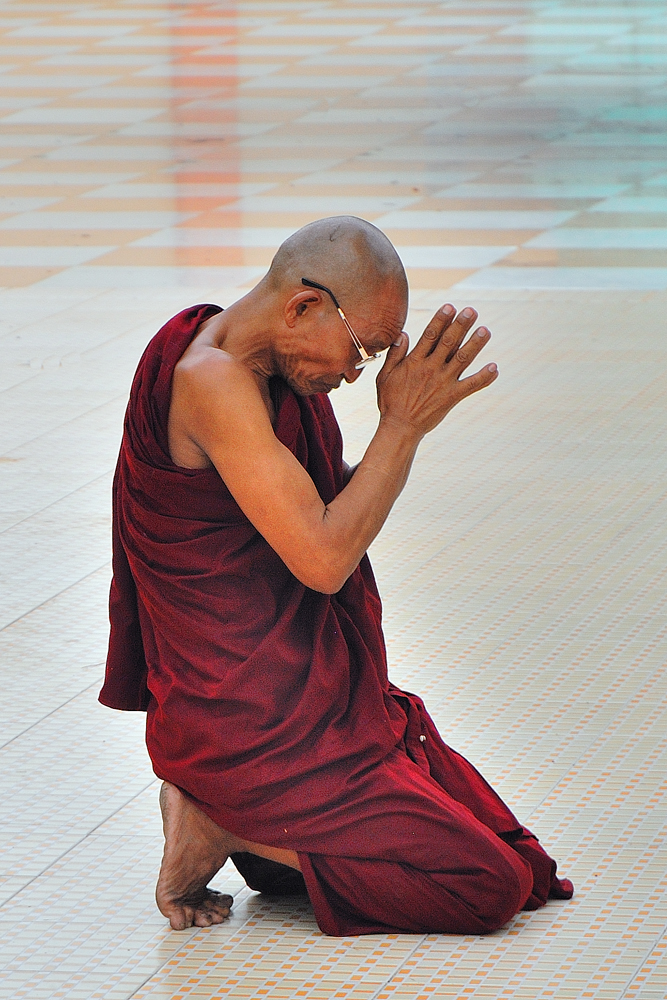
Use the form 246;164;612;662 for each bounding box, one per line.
169;345;274;468
176;344;271;420
176;342;254;393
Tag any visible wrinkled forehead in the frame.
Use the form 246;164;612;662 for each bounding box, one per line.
358;284;408;344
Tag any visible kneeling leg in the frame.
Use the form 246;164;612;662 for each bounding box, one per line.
300;833;533;937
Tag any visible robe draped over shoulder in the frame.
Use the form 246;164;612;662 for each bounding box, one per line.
101;304;571;936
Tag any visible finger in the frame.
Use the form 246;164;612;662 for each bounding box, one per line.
455;362;499;401
446;325;490;374
376;330;409;383
431;307;478;362
409;304;456;361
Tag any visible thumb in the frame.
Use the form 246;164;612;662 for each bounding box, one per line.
378;331;409;379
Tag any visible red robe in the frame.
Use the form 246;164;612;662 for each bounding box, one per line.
100;304;572;936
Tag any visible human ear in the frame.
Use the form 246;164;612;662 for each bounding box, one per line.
284;290;320;328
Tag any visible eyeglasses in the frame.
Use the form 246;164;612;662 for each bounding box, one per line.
301;277;381;369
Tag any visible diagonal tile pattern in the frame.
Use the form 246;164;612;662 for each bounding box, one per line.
0;0;666;292
0;2;666;1000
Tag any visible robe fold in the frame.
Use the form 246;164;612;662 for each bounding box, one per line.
101;304;572;936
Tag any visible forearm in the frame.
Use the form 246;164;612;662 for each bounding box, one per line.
341;460;357;486
197;304;495;595
313;418;420;591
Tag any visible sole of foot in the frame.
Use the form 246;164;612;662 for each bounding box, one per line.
156;781;235;930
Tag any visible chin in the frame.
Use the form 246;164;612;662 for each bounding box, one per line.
286;376;338;396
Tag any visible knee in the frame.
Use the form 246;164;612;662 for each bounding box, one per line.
410;848;535;936
473;853;534;932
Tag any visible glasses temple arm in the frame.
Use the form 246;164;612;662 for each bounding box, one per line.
301;277;342;311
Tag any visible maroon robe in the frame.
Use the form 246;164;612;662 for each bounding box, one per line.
100;304;572;936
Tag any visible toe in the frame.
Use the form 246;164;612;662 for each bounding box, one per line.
194;903;230;927
168;909;188;931
210;890;233;907
206;890;233;918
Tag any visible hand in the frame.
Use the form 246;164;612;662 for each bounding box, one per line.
375;304;498;439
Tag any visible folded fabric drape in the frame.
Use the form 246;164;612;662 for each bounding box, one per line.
101;304;571;935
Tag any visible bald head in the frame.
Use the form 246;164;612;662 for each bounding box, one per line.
266;216;408;318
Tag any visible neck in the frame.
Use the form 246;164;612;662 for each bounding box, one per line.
209;284;278;383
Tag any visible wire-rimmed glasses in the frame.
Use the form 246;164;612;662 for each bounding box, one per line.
301;277;381;369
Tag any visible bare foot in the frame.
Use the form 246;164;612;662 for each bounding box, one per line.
156;781;238;930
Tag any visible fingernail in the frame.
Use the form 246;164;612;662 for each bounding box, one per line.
488;363;497;372
393;333;404;345
476;326;488;338
461;307;475;319
441;304;455;315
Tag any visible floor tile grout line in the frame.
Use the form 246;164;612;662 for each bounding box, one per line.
0;672;104;751
0;383;129;472
619;925;667;1000
0;558;110;631
0;465;115;536
2;2;667;997
0;346;131;400
0;776;161;912
123;937;200;1000
0;286;113;344
366;935;428;1000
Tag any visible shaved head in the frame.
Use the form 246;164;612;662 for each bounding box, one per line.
267;216;408;318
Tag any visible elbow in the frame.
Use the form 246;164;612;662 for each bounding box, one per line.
294;554;352;595
311;577;346;596
301;570;348;595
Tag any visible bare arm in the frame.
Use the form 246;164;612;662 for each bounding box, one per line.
341;460;356;486
180;306;497;593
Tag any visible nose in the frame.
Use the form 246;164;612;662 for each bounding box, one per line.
343;365;363;384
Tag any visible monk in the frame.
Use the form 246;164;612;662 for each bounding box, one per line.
100;216;572;936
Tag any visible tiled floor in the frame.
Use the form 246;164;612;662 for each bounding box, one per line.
1;1;666;998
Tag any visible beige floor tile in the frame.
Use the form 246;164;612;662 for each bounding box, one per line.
0;264;63;286
1;1;666;999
